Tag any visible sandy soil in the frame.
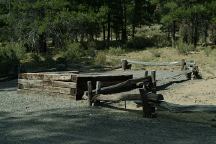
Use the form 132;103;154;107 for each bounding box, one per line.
161;78;216;105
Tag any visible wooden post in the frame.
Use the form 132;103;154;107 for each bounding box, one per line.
87;81;93;106
145;71;148;77
122;59;128;71
181;59;186;71
151;71;156;94
124;100;127;109
95;81;102;106
139;88;154;118
96;81;102;95
191;66;195;80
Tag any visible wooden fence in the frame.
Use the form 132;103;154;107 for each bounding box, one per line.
121;59;200;80
87;71;164;118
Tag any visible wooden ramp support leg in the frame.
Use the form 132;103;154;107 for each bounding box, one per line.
87;81;93;106
151;71;156;94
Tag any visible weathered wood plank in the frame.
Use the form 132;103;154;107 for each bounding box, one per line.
127;60;182;66
19;73;78;82
18;79;43;88
75;74;133;100
49;81;76;88
18;85;76;95
93;89;163;102
123;59;195;67
93;76;152;95
18;79;76;88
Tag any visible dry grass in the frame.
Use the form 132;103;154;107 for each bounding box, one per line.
106;47;216;79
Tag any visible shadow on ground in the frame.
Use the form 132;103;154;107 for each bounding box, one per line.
1;107;216;144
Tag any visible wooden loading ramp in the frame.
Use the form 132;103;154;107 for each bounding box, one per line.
18;71;133;100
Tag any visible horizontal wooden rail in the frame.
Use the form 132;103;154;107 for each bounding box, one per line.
92;76;152;95
92;89;164;103
121;59;195;67
87;71;160;118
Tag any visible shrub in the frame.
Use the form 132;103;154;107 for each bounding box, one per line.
0;43;25;75
127;37;153;49
94;51;107;65
204;47;212;56
135;25;171;48
63;42;84;62
176;40;195;55
150;49;161;58
108;47;126;56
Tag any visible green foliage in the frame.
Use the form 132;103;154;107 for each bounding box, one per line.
108;47;126;56
63;42;84;62
204;47;213;56
127;37;153;49
150;49;161;57
176;40;195;55
0;43;25;75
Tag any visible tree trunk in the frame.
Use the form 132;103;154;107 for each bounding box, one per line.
192;18;198;48
204;21;208;46
107;12;111;44
132;24;135;39
103;24;106;41
39;32;47;53
38;7;47;53
171;21;176;48
121;0;127;42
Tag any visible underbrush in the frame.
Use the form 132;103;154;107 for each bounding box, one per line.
108;47;126;56
176;40;195;54
94;51;107;65
0;43;25;75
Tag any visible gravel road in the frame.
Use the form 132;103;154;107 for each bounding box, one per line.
0;71;216;144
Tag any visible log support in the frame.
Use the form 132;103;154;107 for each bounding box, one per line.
87;81;93;106
139;88;157;118
87;77;161;118
151;71;156;94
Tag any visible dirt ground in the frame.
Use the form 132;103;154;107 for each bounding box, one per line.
161;78;216;105
1;78;216;144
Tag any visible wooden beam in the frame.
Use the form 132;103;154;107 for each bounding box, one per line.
126;59;182;66
93;76;152;95
18;85;76;95
122;59;196;67
93;89;163;102
18;79;76;88
75;74;133;100
19;73;78;82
